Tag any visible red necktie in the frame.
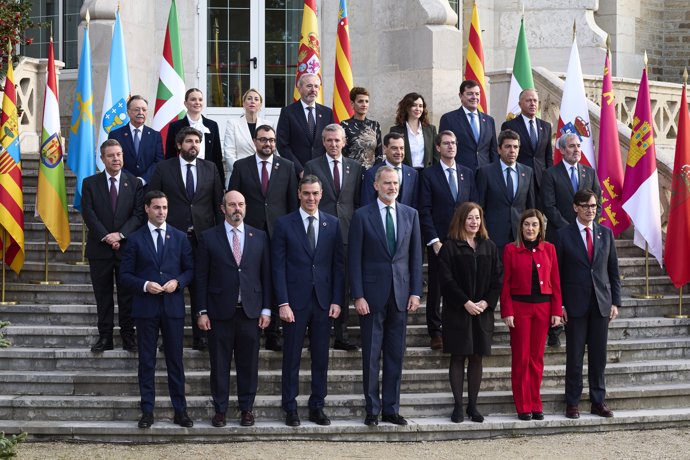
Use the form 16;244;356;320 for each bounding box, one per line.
333;160;341;196
261;160;269;196
231;228;241;265
585;227;593;262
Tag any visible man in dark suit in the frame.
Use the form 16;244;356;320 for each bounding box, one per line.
303;123;362;351
108;95;164;186
419;130;475;350
148;126;224;351
349;166;423;426
195;190;271;428
361;132;419;208
120;190;195;429
556;189;620;420
439;79;498;171
82;139;144;353
501;89;552;207
276;73;334;175
476;129;535;253
272;175;345;427
165;88;225;185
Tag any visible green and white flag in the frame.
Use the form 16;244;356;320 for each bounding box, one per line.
505;18;534;121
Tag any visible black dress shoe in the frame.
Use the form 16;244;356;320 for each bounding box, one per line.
364;414;378;426
430;336;443;350
591;402;614;418
466;406;484;423
211;412;226;427
121;334;137;352
173;410;194;427
308;408;331;426
91;337;114;353
565;404;580;419
192;337;208;351
240;411;255;426
451;406;464;423
531;411;544;420
138;412;154;429
266;337;283;352
517;412;532;421
382;413;408;425
285;411;300;427
333;340;358;351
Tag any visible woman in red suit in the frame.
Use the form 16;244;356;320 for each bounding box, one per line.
501;209;562;420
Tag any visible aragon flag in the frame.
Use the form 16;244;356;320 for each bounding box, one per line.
464;2;487;113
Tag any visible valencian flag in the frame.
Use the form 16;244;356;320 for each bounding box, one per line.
664;74;690;287
555;37;595;168
332;0;353;123
0;56;25;273
37;38;71;252
596;51;630;236
96;8;130;171
152;0;185;157
506;17;534;120
622;65;663;267
67;15;96;213
465;2;487;113
293;0;323;104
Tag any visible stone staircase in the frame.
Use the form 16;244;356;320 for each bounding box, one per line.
1;153;690;442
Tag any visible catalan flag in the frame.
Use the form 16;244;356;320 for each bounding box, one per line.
37;38;71;252
293;0;323;104
332;0;353;123
0;57;25;273
465;2;487;113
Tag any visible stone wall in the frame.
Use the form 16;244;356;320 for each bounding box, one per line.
660;0;690;84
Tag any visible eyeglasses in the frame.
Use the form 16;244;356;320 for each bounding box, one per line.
577;204;597;210
440;141;458;147
257;137;276;144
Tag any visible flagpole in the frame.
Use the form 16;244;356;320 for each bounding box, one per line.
666;285;687;319
32;229;61;285
68;221;88;266
631;242;662;299
0;229;17;305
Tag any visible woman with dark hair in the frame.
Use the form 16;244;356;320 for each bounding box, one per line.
501;209;562;421
438;202;503;423
389;92;438;171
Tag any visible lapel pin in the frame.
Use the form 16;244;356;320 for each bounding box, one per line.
124;132;129;136
166;234;171;240
322;221;327;227
460;174;464;181
521;172;525;177
274;163;280;170
249;232;253;237
123;182;128;187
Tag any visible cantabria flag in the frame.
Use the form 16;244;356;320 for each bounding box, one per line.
505;18;534;121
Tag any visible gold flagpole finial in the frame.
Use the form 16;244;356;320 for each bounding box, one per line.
643;50;648;68
85;9;90;27
683;67;688;86
572;20;576;40
606;34;611;52
522;2;525;18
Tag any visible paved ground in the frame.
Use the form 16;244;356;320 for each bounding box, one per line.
15;427;690;459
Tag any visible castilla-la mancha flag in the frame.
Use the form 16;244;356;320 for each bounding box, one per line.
293;0;323;104
664;80;690;288
596;51;630;236
622;67;662;267
465;2;487;113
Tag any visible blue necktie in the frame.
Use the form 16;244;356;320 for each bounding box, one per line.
155;228;164;263
506;167;514;202
447;168;458;201
186;164;195;201
468;112;479;143
570;166;578;193
133;128;141;156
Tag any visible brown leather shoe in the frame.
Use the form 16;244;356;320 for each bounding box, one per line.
240;411;255;426
211;412;226;427
565;405;580;419
591;402;614;418
430;336;443;350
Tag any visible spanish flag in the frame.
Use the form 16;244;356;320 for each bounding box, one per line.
293;0;323;104
465;2;487;113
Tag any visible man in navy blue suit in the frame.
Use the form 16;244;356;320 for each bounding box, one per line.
419;131;475;350
272;175;345;427
361;132;419;208
439;80;498;171
108;95;164;186
556;189;620;420
349;166;423;426
120;190;194;429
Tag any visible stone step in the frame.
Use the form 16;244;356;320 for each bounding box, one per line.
8;261;92;285
618;257;666;277
23;221;89;244
621;275;677;296
3;283;96;304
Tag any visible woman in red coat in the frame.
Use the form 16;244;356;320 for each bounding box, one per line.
501;209;562;420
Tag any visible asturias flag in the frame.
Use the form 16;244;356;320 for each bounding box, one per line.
506;18;534;121
332;0;353;124
465;2;487;113
293;0;323;104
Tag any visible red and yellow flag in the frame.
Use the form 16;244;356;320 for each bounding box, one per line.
293;0;323;104
465;2;487;113
332;0;353;123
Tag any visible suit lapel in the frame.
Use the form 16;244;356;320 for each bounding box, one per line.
514;119;535;156
238;115;254;149
367;204;391;256
458;110;477;147
318;157;338;197
434;163;455;203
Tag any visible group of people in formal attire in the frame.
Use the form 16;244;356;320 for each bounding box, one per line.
79;75;620;429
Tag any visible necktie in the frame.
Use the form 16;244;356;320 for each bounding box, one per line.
186;164;195;201
570;166;579;193
306;216;316;251
133;128;141;156
307;106;316;139
468;112;479;143
529;119;538;150
506;167;514;201
447;167;458;201
231;228;241;265
395;166;403;196
385;206;396;255
109;177;118;212
155;228;164;262
261;160;269;196
333;160;341;196
585;227;594;262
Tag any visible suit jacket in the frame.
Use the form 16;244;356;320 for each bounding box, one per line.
303;155;362;243
439;108;498;171
361;161;419;209
272;210;344;310
556;222;621;318
501;116;553;189
165;115;225;186
228;154;299;238
276;101;334;173
195;223;271;320
120;223;194;319
148;157;224;235
419;162;475;244
348;202;423;312
223;115;272;182
81;170;144;259
108;124;164;184
389;123;438;168
476;161;535;249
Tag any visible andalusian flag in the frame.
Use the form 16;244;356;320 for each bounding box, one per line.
465;2;487;113
0;57;25;273
37;39;71;252
332;0;353;123
152;0;185;156
293;0;323;104
505;18;534;120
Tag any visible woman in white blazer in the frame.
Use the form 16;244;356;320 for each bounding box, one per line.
223;88;273;187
